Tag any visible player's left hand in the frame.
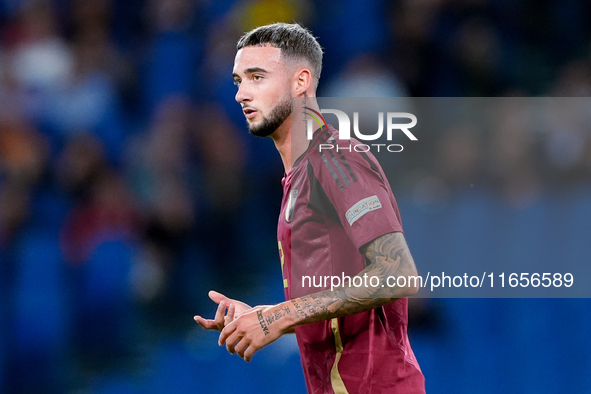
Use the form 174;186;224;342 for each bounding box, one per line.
218;305;290;362
193;290;252;332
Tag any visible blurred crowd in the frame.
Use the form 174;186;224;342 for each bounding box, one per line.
0;0;590;392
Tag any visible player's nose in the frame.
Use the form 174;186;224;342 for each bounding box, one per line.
235;83;252;104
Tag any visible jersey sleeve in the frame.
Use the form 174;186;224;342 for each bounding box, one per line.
311;145;403;250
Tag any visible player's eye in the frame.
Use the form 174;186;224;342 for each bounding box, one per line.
253;74;263;81
233;79;241;86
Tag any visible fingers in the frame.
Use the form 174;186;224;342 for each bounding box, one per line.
223;334;259;362
213;300;227;330
209;290;229;304
226;334;243;355
208;290;253;316
222;330;245;354
217;314;262;362
232;336;258;362
233;337;250;358
243;344;259;362
224;304;235;326
194;300;232;331
218;320;236;346
193;315;218;330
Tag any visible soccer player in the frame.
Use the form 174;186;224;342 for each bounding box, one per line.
194;23;425;394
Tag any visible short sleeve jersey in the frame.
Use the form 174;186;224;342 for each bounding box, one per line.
277;126;425;394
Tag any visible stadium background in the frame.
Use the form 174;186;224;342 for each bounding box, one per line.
0;0;590;392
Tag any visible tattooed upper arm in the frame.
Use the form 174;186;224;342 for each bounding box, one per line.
283;232;420;328
361;232;419;296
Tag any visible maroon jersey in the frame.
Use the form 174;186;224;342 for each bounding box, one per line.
277;126;425;394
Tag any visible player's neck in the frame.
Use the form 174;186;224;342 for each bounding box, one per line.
272;121;309;174
271;119;293;173
272;96;319;173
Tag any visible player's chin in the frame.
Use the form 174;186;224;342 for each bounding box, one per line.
248;123;273;138
245;117;259;129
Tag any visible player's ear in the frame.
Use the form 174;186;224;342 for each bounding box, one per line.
294;68;313;95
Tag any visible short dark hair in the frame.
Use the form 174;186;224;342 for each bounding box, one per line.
236;22;323;87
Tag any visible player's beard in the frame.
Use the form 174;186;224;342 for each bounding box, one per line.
247;96;291;138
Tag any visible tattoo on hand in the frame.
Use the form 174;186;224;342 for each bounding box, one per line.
265;314;275;326
257;310;269;336
259;305;291;332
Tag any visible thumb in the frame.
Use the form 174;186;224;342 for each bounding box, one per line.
209;290;230;304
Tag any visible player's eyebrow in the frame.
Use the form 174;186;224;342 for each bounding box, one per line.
233;67;269;79
245;67;268;74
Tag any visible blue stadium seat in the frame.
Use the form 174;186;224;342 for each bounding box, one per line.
10;229;70;392
76;238;136;360
84;239;134;306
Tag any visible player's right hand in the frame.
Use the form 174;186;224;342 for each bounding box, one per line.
193;290;252;332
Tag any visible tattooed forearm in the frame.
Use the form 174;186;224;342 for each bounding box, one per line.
290;293;334;320
291;299;309;319
264;305;291;327
288;232;419;327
